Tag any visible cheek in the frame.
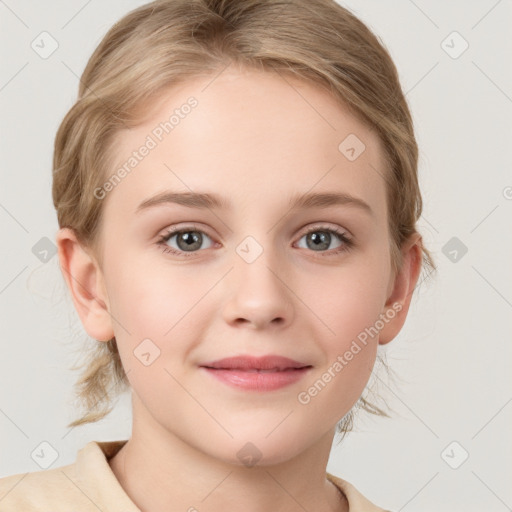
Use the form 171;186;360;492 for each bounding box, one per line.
105;264;203;406
102;254;211;389
298;254;390;400
106;251;206;334
293;267;385;421
301;255;391;343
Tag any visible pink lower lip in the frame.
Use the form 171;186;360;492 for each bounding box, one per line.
200;367;311;391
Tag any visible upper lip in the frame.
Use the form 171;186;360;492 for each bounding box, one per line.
200;355;311;371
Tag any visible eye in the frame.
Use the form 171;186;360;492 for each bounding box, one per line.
157;225;215;257
295;225;353;256
156;224;354;258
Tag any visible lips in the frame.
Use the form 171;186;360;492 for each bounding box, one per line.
199;355;312;391
200;355;311;372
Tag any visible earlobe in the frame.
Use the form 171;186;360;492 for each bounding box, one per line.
378;233;423;345
55;228;114;342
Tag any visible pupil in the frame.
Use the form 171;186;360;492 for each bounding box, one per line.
179;232;201;250
309;231;329;250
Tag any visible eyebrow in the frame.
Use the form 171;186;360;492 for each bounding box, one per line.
135;190;373;216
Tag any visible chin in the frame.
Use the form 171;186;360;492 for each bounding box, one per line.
208;431;312;468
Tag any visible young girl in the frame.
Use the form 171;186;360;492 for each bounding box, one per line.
0;0;435;510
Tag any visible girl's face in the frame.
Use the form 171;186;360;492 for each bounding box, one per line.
86;67;415;465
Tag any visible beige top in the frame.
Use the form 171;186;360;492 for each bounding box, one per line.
0;439;390;511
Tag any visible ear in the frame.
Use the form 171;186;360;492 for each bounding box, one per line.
378;232;423;345
55;227;114;342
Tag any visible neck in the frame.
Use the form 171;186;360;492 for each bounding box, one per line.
108;395;348;512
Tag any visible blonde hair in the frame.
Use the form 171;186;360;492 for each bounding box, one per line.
53;0;436;431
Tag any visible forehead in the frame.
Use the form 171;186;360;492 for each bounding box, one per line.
104;67;387;220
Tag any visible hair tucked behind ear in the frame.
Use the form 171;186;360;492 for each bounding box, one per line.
53;0;436;430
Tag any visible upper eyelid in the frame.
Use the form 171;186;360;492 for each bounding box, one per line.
301;224;350;236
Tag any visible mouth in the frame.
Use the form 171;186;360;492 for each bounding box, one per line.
199;355;313;391
202;367;310;372
199;354;311;371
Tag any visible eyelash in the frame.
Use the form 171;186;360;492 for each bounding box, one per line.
156;224;354;258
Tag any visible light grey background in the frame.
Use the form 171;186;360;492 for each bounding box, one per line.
1;1;511;511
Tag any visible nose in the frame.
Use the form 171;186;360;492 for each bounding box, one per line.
221;247;294;330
